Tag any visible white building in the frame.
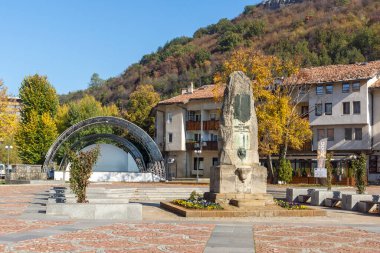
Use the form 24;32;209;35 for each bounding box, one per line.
154;61;380;183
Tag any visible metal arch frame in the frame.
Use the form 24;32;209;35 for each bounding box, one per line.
44;116;165;179
60;133;147;172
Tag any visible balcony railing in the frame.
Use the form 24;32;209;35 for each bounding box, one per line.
186;141;218;151
186;120;220;131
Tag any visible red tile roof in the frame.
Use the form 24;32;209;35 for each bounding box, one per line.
288;61;380;85
158;84;225;105
158;61;380;105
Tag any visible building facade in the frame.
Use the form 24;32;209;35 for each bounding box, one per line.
154;61;380;183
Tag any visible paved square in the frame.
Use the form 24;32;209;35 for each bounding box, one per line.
0;184;379;252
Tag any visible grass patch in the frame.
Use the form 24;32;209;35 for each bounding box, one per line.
172;191;223;210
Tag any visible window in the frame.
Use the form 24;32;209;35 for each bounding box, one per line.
210;113;217;120
353;101;361;114
168;133;173;143
316;85;324;95
194;133;201;142
352;82;360;91
345;128;352;140
355;128;362;141
369;155;380;173
327;128;334;141
195;114;201;122
301;106;309;116
343;102;350;114
342;83;350;93
167;113;173;124
315;104;322;116
317;129;325;141
212;157;219;166
194;157;204;171
325;103;332;115
188;111;195;121
326;84;333;94
210;133;218;141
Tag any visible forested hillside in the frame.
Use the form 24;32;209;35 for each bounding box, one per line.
60;0;380;109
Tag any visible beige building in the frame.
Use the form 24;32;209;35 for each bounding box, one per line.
5;97;21;118
154;61;380;183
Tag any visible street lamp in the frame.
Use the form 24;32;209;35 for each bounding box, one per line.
194;149;202;183
5;145;13;177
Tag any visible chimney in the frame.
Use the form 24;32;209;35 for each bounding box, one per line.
189;82;194;93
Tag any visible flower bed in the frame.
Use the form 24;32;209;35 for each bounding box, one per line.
172;191;223;210
275;199;308;210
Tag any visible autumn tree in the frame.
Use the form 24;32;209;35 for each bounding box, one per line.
0;82;20;164
124;84;160;136
55;95;119;133
15;75;59;164
214;48;312;183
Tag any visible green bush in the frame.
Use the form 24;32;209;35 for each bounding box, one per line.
278;158;293;184
67;146;100;203
326;153;333;191
217;31;243;52
352;153;367;194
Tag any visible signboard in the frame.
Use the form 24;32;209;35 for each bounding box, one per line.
315;138;327;178
314;168;327;178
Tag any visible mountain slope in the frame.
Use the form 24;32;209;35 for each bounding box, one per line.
60;0;380;109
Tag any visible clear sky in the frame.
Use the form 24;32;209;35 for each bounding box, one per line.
0;0;260;96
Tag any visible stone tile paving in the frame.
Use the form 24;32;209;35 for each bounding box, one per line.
254;224;380;253
0;223;214;253
0;219;73;236
0;185;51;216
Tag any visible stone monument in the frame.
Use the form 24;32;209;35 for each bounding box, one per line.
205;71;273;207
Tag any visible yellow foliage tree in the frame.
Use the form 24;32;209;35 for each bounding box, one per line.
124;84;160;136
214;48;312;182
0;82;20;164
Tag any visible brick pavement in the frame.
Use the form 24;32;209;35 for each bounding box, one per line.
0;183;379;253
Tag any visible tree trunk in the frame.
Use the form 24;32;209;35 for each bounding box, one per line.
267;155;277;184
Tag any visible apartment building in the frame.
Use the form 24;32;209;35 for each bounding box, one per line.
5;97;21;118
154;61;380;182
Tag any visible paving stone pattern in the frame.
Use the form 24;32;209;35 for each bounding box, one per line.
254;225;380;253
0;184;379;253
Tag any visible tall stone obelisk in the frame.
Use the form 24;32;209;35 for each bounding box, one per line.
206;71;273;207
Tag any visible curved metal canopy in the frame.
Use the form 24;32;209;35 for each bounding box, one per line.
44;116;165;179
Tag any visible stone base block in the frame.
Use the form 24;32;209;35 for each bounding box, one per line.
325;198;342;208
286;188;316;203
204;192;274;207
311;190;343;206
342;194;379;211
357;201;379;213
210;164;267;194
46;203;142;220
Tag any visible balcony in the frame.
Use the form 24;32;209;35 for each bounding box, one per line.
186;141;218;151
186;120;220;131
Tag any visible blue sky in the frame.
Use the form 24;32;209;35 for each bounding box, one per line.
0;0;260;96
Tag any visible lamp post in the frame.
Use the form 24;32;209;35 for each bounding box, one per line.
5;145;13;177
194;149;201;183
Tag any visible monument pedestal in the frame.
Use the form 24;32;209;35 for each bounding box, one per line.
205;164;274;207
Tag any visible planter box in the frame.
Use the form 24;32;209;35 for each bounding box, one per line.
160;202;326;217
46;202;142;220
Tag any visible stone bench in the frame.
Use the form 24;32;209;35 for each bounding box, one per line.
286;188;316;203
342;194;380;211
358;200;380;214
311;190;340;206
325;197;342;208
